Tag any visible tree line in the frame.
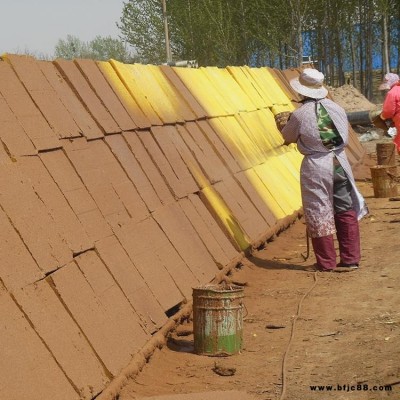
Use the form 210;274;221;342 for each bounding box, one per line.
27;0;400;100
118;0;399;99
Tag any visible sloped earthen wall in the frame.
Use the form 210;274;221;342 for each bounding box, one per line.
0;55;366;400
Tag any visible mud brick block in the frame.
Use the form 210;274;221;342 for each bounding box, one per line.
75;251;149;345
0;95;37;157
179;197;232;269
146;64;196;122
151;126;199;195
137;129;189;199
110;60;163;125
153;202;217;282
188;193;240;261
123;131;175;205
213;177;270;242
0;207;43;291
0;164;72;274
0;287;80;400
96;235;167;331
54;59;120;134
51;260;146;377
106;134;162;212
14;280;109;399
0;62;60;151
197;119;241;174
5;54;82;139
75;59;137;131
235;170;277;228
40;150;113;242
64;138;149;227
115;217;185;310
177;122;230;184
39;60;104;140
19;156;93;255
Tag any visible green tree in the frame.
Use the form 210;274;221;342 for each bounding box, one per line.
118;0;165;64
55;35;91;59
90;36;132;62
117;0;399;100
54;35;133;62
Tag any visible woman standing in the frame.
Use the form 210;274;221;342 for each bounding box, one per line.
278;68;368;272
379;73;400;151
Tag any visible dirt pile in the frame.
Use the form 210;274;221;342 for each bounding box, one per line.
328;84;378;112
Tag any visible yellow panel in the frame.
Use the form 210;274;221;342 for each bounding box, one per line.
239;66;274;107
227;66;266;109
208;118;253;171
97;61;150;128
127;64;180;124
235;109;286;157
148;65;195;121
255;159;302;215
247;67;293;106
218;116;263;168
202;186;251;251
182;155;211;190
173;67;228;117
275;147;303;181
244;168;286;219
109;60;162;125
202;67;257;113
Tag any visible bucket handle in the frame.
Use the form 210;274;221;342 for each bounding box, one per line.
242;302;248;318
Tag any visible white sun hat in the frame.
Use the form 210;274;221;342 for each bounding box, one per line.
290;68;328;99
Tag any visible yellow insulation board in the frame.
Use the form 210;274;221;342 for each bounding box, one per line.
243;168;287;219
254;159;302;215
97;61;149;128
147;65;196;121
246;67;293;106
235;109;285;154
201;67;258;113
109;60;162;125
227;66;267;110
173;67;229;117
201;186;251;251
210;117;262;170
126;64;181;124
238;66;274;107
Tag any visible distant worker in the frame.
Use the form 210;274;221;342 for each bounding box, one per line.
275;68;368;272
379;72;400;151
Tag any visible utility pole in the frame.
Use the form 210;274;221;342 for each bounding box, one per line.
161;0;172;63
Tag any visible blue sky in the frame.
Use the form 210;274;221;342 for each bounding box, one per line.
0;0;126;57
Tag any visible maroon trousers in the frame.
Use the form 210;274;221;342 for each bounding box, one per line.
311;209;360;270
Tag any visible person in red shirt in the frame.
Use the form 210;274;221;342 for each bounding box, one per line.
379;73;400;151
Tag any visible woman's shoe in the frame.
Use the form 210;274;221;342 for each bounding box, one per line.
314;263;335;272
335;262;359;272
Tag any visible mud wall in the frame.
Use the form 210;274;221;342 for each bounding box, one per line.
0;55;366;400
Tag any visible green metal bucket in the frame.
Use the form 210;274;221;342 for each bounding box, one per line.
192;284;244;356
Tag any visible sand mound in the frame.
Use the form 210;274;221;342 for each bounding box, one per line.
328;84;378;113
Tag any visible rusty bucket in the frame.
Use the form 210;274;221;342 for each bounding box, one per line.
370;165;398;198
192;284;244;356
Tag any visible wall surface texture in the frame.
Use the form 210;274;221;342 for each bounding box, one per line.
0;55;366;400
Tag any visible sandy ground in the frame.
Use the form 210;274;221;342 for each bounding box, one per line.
117;135;400;400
